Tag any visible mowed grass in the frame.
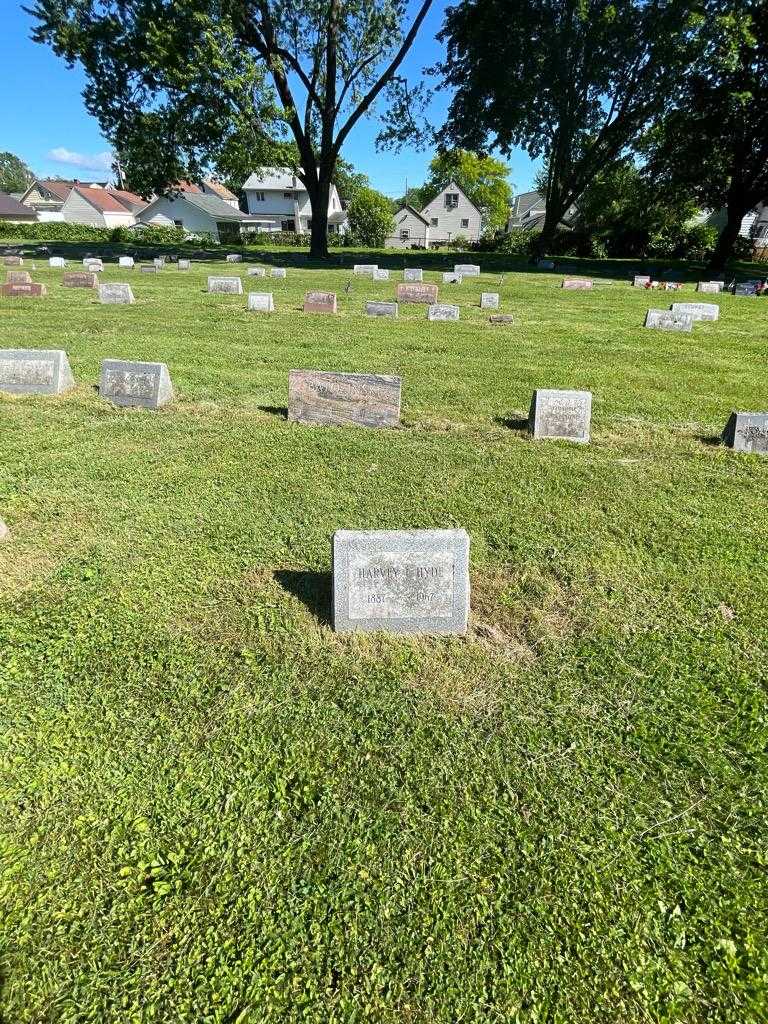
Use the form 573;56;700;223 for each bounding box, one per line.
1;250;767;1023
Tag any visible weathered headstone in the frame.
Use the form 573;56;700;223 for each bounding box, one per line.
644;308;693;332
480;292;500;309
248;267;266;277
118;256;135;269
734;282;759;297
63;271;98;289
0;518;8;541
178;259;190;271
633;275;651;287
0;283;46;298
153;258;164;270
332;529;470;635
365;300;398;318
49;257;66;269
226;253;242;262
99;283;135;305
247;292;274;312
537;259;555;270
3;256;22;266
529;388;592;443
697;281;723;293
454;264;480;277
489;314;514;325
0;348;75;395
404;268;423;282
373;268;390;281
99;359;173;409
303;290;337;314
140;265;158;274
670;301;719;322
562;278;593;290
208;276;243;294
288;369;401;429
353;264;378;276
6;271;32;285
271;268;287;279
442;272;462;284
397;282;439;304
428;303;460;321
721;411;768;455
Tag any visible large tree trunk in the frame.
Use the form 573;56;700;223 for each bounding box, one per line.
532;202;568;258
308;177;331;259
707;191;751;274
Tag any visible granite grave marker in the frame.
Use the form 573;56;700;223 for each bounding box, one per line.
365;300;398;318
480;292;500;309
99;283;135;305
454;264;480;277
63;271;98;288
288;369;401;429
208;276;243;294
644;308;693;332
562;278;593;290
304;290;337;314
529;388;591;443
403;268;423;282
0;283;46;298
99;359;173;409
0;348;74;395
247;292;274;312
721;411;768;455
6;270;32;285
118;256;135;269
670;301;719;322
428;303;460;321
49;257;66;269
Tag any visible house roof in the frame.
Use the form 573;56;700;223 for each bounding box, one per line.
24;179;75;203
203;179;238;201
420;180;482;217
243;168;300;191
511;191;546;217
72;186;136;214
174;180;203;194
0;192;37;219
108;187;149;210
396;204;431;226
143;191;249;222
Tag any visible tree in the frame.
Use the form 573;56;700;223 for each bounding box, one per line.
332;158;371;204
0;152;35;194
30;0;434;258
644;1;768;272
419;149;511;234
347;186;394;246
436;0;698;255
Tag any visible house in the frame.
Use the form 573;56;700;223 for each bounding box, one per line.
106;187;150;217
60;186;137;228
200;180;240;210
697;203;768;242
0;192;38;224
137;190;249;241
19;179;75;221
506;190;578;232
385;205;431;249
242;168;347;234
419;181;482;244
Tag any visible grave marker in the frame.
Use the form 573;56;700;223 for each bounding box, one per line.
247;292;274;312
443;272;462;284
365;301;398;318
670;301;719;322
303;290;337;314
721;411;768;455
63;271;98;288
480;292;500;309
207;276;243;294
271;268;287;278
49;257;66;269
0;348;75;395
332;529;470;635
697;281;723;293
0;518;7;541
489;314;514;325
633;275;651;287
397;282;438;304
454;264;480;277
118;256;135;269
178;259;190;271
529;388;592;443
0;283;46;298
153;258;164;270
428;303;460;321
226;254;242;262
373;268;390;281
644;308;693;332
140;264;158;274
734;282;759;297
3;256;22;266
404;268;423;282
6;271;32;285
562;278;593;290
99;359;173;409
248;267;266;277
288;369;401;429
353;264;378;276
99;283;135;305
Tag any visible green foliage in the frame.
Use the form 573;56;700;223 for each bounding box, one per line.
475;228;537;255
347;187;395;247
241;231;349;248
418;149;512;234
0;221;192;244
331;158;372;203
0;151;35;194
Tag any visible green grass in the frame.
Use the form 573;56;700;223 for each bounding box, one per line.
1;247;767;1023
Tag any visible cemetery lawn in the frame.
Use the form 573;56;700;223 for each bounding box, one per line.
1;250;767;1023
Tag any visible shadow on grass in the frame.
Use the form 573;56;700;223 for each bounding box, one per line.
698;434;724;447
495;415;530;432
274;569;332;626
258;406;288;420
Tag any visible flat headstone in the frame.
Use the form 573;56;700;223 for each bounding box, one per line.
670;301;719;322
1;283;46;298
99;359;173;409
247;292;274;312
153;258;164;269
697;281;722;293
373;269;390;281
304;290;337;314
208;276;243;294
0;348;75;395
562;278;593;290
489;314;514;324
633;275;651;287
3;256;22;266
0;518;8;541
529;388;591;443
428;303;460;321
226;254;242;262
140;265;158;274
118;256;135;269
480;292;499;309
365;301;398;318
734;282;759;297
99;283;135;305
271;268;287;279
537;260;555;270
397;282;438;304
49;257;66;269
644;308;693;332
248;267;266;277
353;264;378;276
443;272;462;284
332;528;470;635
178;259;190;270
288;369;401;429
454;264;480;277
404;268;423;282
721;411;768;455
63;271;98;288
6;270;32;285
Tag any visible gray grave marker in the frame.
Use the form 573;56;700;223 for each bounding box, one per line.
365;301;398;318
428;303;460;321
697;281;723;293
353;264;378;276
633;275;651;287
288;369;401;429
529;388;592;443
271;268;287;279
49;257;66;269
248;267;266;277
562;278;593;290
247;292;274;312
140;264;158;274
0;348;75;395
403;268;423;282
489;314;514;325
178;259;190;270
644;308;693;332
207;276;243;294
373;268;390;281
99;283;135;305
480;292;500;309
443;272;462;284
226;253;242;262
454;264;480;277
670;301;719;322
721;411;768;455
99;359;173;409
118;256;135;269
332;529;470;635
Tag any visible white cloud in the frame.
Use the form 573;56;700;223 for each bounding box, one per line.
47;147;114;172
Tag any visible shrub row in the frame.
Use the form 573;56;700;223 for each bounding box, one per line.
241;230;352;248
0;220;201;245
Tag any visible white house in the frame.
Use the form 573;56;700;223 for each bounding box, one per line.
419;181;482;244
138;190;249;241
60;186;136;228
242;168;347;234
385;205;432;249
506;190;578;233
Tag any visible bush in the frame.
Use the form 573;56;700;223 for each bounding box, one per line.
0;220;195;244
347;187;394;248
477;228;538;255
241;230;350;248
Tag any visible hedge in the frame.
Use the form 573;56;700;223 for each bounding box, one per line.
241;230;351;248
0;220;201;245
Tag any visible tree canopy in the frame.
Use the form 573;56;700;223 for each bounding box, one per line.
29;0;434;256
0;152;36;194
347;185;394;246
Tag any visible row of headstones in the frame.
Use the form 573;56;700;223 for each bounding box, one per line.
645;303;720;332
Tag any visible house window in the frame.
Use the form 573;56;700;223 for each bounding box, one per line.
461;218;469;229
173;220;183;228
400;228;410;240
445;193;459;209
307;219;312;229
431;217;438;226
294;192;300;200
253;191;265;202
281;219;295;232
283;192;293;199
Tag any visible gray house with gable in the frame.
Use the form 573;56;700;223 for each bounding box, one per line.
388;181;482;248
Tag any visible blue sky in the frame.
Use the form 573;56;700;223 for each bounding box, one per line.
1;1;539;198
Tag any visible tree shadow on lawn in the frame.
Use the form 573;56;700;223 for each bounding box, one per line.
274;569;333;626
